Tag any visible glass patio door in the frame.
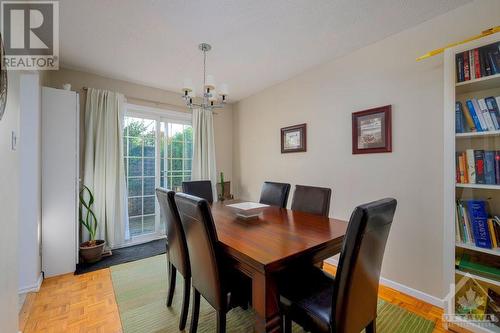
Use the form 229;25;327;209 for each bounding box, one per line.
123;106;193;241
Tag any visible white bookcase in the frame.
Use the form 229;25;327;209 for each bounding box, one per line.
444;33;500;333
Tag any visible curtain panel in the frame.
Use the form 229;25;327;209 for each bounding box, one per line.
83;88;129;248
191;108;217;200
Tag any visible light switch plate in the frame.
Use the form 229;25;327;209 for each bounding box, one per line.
11;131;17;151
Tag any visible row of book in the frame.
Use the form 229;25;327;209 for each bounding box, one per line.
456;150;500;185
455;96;500;133
456;41;500;82
455;200;499;249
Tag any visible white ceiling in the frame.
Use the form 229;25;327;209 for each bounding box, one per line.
59;0;470;101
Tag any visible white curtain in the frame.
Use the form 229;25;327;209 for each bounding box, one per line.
83;88;129;248
191;108;217;200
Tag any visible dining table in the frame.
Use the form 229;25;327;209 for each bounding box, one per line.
211;199;348;333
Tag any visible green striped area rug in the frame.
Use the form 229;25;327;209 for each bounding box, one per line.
110;255;435;333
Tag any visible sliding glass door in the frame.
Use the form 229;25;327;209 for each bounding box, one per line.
123;105;192;241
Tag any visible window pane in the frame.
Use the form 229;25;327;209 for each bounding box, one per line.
144;177;155;195
129;217;142;237
128;178;142;197
144;158;155;176
143;196;155;215
128;197;142;216
185;159;192;171
172;141;183;158
143;215;155;234
128;158;142;177
172;176;183;188
186;142;193;158
169;123;184;139
172;159;182;171
144;144;155;157
128;137;142;157
184;126;193;142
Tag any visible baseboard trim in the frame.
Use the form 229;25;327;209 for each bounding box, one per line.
18;273;43;294
324;258;444;308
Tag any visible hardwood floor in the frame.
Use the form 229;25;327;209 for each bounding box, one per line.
21;269;122;333
20;262;452;333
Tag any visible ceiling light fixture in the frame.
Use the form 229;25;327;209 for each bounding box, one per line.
182;43;228;110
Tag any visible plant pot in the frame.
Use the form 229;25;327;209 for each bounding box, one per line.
79;240;105;263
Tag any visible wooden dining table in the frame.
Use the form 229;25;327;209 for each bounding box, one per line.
211;200;348;333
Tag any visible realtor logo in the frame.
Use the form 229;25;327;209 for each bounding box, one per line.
443;273;499;329
1;0;59;70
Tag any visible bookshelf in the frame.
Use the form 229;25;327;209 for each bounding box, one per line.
456;242;500;257
456;183;500;190
456;130;500;138
456;73;500;94
444;33;500;333
455;269;500;288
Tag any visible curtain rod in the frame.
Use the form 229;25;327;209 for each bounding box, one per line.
81;87;218;114
81;86;188;111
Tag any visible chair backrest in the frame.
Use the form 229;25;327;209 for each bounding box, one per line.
259;181;291;208
174;192;223;310
155;188;190;277
291;185;332;217
331;198;397;333
182;180;214;204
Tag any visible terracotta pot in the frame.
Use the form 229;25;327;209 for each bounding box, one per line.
79;240;105;263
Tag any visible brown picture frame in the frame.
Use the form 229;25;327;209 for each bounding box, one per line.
281;123;307;153
352;105;392;154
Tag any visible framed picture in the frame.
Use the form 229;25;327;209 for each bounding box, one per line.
281;123;306;153
352;105;392;154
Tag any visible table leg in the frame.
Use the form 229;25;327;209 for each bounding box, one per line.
252;271;281;333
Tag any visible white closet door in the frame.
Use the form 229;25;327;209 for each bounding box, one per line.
41;87;79;277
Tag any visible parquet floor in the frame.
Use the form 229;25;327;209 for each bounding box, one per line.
20;262;452;333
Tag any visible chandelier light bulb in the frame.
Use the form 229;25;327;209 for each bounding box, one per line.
182;78;193;92
205;75;216;90
219;83;229;96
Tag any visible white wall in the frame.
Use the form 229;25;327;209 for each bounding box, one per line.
0;71;20;333
233;0;500;301
18;73;42;293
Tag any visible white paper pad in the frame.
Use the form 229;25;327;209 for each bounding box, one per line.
226;202;269;210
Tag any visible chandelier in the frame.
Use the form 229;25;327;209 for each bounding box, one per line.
182;43;228;110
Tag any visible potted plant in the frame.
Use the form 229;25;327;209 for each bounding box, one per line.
218;172;226;202
79;185;105;263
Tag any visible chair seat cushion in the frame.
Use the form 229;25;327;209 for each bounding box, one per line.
279;267;335;333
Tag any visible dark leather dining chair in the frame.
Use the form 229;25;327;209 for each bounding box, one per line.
182;180;214;204
259;181;291;208
155;188;191;330
279;198;397;333
174;193;250;333
291;185;332;217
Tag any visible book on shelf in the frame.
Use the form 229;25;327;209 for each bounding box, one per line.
458;97;500;133
456;253;500;281
455;149;500;185
455;200;500;249
456;41;500;83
